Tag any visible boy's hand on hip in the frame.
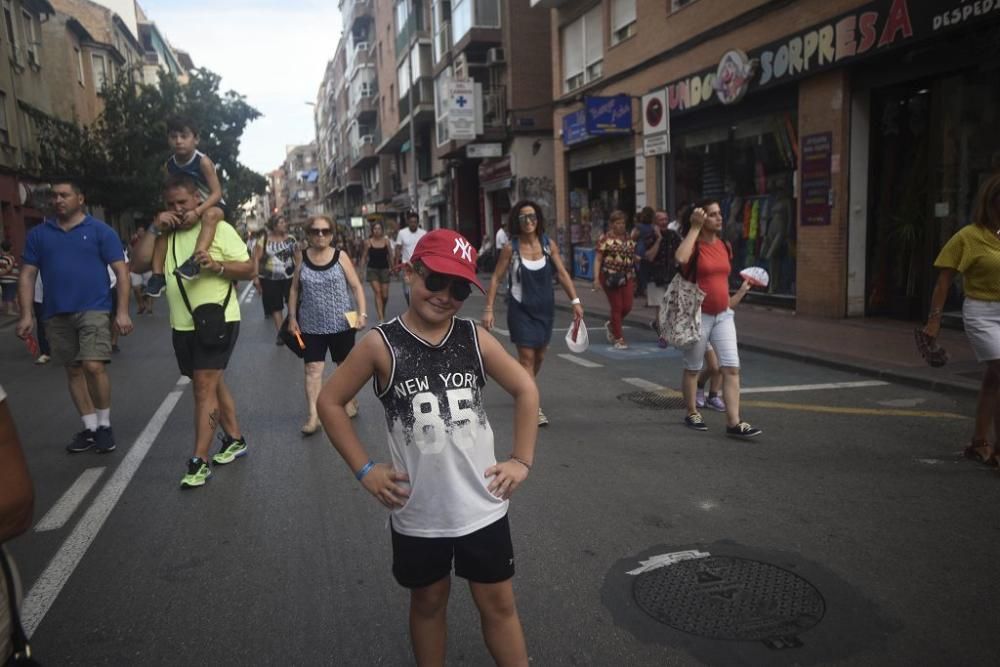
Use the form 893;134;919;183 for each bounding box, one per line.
485;461;528;500
362;464;410;509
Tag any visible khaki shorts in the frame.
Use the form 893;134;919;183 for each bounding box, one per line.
366;267;391;284
45;311;112;365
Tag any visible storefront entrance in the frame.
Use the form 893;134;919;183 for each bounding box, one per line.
866;69;1000;319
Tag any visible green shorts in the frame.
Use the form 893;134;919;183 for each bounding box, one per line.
45;311;112;365
366;267;391;284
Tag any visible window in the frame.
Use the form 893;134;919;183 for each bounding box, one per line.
610;0;635;44
562;5;603;93
3;5;18;65
671;0;698;10
75;47;85;85
452;0;499;45
395;0;409;35
0;91;8;144
434;67;452;145
20;10;37;66
92;53;108;90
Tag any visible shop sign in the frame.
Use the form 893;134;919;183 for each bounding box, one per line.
642;89;670;156
478;156;512;186
350;216;364;229
665;0;1000;116
800;132;833;226
562;109;589;146
585;95;632;136
448;79;477;141
466;143;503;158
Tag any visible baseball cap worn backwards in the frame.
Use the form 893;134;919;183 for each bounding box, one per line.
410;229;485;293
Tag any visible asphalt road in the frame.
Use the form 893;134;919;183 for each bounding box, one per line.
3;279;999;666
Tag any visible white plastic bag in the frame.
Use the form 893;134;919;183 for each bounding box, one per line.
565;318;589;353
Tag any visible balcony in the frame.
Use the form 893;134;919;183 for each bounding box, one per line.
395;9;425;56
353;88;378;122
433;21;451;64
348;42;373;78
350;131;381;168
482;84;506;129
343;0;374;28
528;0;571;7
451;0;501;49
399;79;435;123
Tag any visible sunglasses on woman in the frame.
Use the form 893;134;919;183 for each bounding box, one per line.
412;263;472;301
518;213;538;223
307;227;332;236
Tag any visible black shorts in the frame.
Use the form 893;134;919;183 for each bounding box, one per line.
391;514;514;589
302;330;355;364
260;278;291;314
172;323;239;378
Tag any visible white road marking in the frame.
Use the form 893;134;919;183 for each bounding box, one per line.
492;326;509;336
622;377;889;395
627;550;711;575
697;500;718;511
740;380;888;394
21;376;189;637
239;282;255;304
879;397;927;408
557;353;603;368
623;377;667;392
34;468;105;533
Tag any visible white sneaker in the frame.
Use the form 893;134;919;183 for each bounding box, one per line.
537;408;549;427
34;354;50;365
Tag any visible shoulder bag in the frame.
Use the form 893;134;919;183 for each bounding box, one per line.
659;243;705;349
171;238;233;348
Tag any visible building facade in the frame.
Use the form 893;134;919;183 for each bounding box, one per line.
544;0;1000;319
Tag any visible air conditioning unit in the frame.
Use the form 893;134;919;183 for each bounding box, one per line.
487;48;506;65
361;134;374;145
453;53;468;80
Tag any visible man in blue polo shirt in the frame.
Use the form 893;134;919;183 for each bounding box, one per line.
16;178;133;454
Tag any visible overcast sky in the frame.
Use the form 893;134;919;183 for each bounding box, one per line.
142;0;342;175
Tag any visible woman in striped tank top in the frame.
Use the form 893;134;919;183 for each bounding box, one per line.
288;216;368;435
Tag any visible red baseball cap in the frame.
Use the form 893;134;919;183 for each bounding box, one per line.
409;229;484;293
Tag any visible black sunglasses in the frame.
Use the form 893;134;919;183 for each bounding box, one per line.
307;228;332;236
413;263;471;301
518;213;538;223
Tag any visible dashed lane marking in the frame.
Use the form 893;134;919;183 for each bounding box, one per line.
740;380;888;394
620;378;967;419
34;468;105;533
21;376;190;637
557;353;603;368
240;282;255;304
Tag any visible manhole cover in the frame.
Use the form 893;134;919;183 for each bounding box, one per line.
620;391;687;410
633;556;825;641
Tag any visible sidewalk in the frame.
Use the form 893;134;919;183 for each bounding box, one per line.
542;277;982;396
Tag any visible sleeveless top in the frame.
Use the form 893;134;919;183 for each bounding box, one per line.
368;242;390;269
166;151;226;206
261;237;297;280
298;250;353;334
373;317;507;537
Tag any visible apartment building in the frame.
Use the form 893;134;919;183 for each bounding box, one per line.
545;0;1000;319
279;143;322;227
0;0;56;255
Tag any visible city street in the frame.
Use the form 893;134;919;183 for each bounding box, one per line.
4;279;999;666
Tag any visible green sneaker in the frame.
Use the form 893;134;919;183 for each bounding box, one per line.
180;457;212;488
212;436;247;465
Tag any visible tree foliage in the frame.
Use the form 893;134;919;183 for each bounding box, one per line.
32;67;265;220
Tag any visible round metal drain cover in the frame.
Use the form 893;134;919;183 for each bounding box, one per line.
633;556;825;640
620;391;687;410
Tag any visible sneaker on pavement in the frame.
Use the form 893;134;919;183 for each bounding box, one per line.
94;426;116;453
726;422;762;439
212;436;247;465
684;412;708;432
66;429;96;453
144;274;166;297
705;395;726;412
538;408;549;427
181;457;212;488
34;354;51;365
613;340;629;350
604;321;614;343
695;389;706;408
173;256;201;280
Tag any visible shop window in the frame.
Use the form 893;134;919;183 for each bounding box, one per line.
562;5;603;93
673;112;799;298
611;0;635;45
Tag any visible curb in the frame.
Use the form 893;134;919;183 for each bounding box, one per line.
551;301;980;398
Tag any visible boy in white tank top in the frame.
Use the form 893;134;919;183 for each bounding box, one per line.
317;229;539;665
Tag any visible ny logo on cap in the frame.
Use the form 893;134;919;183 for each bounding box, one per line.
452;237;472;262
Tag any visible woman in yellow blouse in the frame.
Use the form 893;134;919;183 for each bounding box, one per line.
924;174;1000;467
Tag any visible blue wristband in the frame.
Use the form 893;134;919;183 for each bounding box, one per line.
356;460;376;481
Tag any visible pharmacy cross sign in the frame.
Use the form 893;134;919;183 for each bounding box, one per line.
455;95;468;108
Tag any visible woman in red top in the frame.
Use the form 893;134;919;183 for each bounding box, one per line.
593;210;637;349
675;201;760;439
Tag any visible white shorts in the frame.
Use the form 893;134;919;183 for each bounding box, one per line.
963;298;1000;362
682;309;740;371
130;271;152;288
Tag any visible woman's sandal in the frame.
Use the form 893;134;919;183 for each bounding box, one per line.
963;439;998;467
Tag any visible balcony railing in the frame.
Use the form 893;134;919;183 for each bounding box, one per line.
433;22;451;64
345;0;374;27
395;9;425;56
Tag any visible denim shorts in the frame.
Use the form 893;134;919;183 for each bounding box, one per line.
682;308;740;370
